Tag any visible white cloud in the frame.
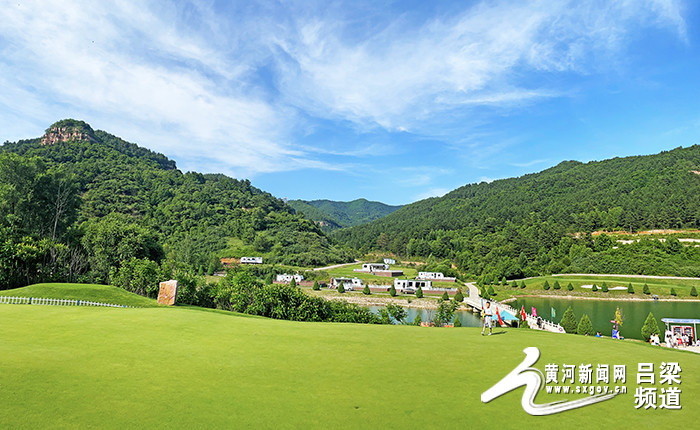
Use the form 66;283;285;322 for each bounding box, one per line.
414;187;451;201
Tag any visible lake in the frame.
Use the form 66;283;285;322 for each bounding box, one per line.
368;306;484;327
513;297;700;340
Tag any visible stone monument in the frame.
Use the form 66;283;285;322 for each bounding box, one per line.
157;280;178;305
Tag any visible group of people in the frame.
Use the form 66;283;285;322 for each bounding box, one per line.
663;329;697;348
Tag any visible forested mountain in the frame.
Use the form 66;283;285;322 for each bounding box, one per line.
287;198;403;231
333;146;700;278
0;119;351;289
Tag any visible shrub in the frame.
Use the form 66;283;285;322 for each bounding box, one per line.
512;280;519;287
413;313;422;326
363;284;370;295
601;283;609;293
691;286;698;297
454;290;464;303
670;288;676;296
567;283;574;291
577;314;594;336
543;281;550;290
553;281;561;290
641;312;661;341
501;277;507;285
628;283;635;294
386;303;407;323
487;286;496;297
416;287;423;298
389;285;397;297
441;291;449;301
643;284;650;295
454;316;462;327
520;281;526;289
313;280;320;290
592;284;598;292
338;284;345;294
289;277;297;288
560;306;578;334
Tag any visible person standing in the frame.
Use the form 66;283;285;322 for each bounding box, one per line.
482;301;493;336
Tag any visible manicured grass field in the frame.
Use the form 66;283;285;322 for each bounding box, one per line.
1;300;698;428
0;283;158;307
490;275;700;300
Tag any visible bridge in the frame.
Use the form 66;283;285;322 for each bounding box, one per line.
463;283;565;333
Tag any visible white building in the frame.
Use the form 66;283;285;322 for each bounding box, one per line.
240;257;263;264
394;278;432;292
383;258;396;265
331;277;364;291
418;272;445;280
355;263;389;272
276;273;304;283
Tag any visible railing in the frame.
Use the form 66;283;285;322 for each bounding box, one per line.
0;296;137;308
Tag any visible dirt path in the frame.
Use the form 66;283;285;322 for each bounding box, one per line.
313;260;360;271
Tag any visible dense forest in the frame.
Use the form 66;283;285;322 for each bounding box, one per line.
333;146;700;278
0;119;352;290
287;198;402;232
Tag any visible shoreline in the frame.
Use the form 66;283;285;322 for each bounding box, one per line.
320;294;470;310
501;294;700;303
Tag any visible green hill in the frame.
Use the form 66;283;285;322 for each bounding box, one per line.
333;145;700;277
1;304;697;428
0;283;158;307
288;198;403;231
0;119;352;289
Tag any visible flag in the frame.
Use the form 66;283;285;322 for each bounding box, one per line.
551;307;556;318
532;307;537;317
520;305;527;321
496;308;505;327
480;298;484;312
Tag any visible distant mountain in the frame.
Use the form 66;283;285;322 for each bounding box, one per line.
332;145;700;278
287;198;403;231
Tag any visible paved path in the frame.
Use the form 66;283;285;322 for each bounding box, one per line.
313;260;360;271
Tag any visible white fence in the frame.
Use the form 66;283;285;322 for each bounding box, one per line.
0;296;137;308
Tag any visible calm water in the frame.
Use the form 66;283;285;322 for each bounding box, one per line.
368;306;483;327
513;297;700;340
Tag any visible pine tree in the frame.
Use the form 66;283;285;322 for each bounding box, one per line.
511;280;519;287
501;276;507;285
413;313;422;326
416;286;423;298
643;283;650;295
670;288;676;296
487;285;496;297
389;285;397;297
567;283;574;291
338;284;345;294
628;283;635;294
520;281;526;289
441;291;449;301
363;284;370;295
454;290;464;303
289;277;297;288
690;286;698;297
560;306;577;334
592;284;598;292
553;281;561;290
265;273;274;285
453;316;462;327
313;280;320;291
543;280;550;290
601;283;609;292
641;312;661;341
577;314;594;336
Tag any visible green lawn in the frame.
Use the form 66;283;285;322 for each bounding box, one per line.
0;283;158;307
489;275;700;300
0;303;698;428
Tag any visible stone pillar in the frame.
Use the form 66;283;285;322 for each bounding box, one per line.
157;280;179;305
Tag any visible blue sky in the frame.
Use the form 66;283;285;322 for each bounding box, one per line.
1;0;698;205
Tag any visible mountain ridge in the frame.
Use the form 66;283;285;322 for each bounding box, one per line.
287;198;402;231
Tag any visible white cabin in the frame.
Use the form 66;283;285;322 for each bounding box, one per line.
394;279;432;292
276;273;304;283
331;277;364;291
418;272;445;280
240;256;263;264
383;258;396;265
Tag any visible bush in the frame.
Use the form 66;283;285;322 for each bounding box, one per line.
643;284;650;295
363;284;370;295
628;283;635;294
691;286;698;297
389;285;397;297
454;290;464;303
641;312;661;341
543;281;550;290
453;316;462;327
520;281;526;289
338;284;345;294
313;280;320;291
487;286;496;297
601;283;609;292
670;288;676;296
289;277;297;288
553;281;561;290
413;313;422;326
577;314;594;336
441;291;449;301
512;280;519;287
591;284;598;292
434;301;455;325
386;303;407;323
567;283;574;291
416;286;423;298
560;306;578;334
501;276;507;285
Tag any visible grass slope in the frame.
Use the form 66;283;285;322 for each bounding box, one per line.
1;305;697;429
0;283;158;307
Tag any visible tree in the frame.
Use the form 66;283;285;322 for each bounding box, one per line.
601;283;609;292
560;306;577;333
289;277;297;288
511;280;519;287
501;276;507;285
434;301;455;326
520;281;526;289
592;284;598;292
641;312;661;341
265;273;274;285
628;283;635;294
454;289;464;303
363;284;370;295
577;314;594;336
416;286;423;298
670;288;676;296
313;280;320;291
614;307;624;328
543;280;550;291
389;285;397;297
338;284;345;294
386;303;407;323
643;283;650;295
454;316;462;327
487;285;496;297
567;283;574;291
441;291;449;301
690;286;697;297
413;313;423;326
553;281;561;290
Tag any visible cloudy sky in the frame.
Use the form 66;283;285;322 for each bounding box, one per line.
1;0;698;204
